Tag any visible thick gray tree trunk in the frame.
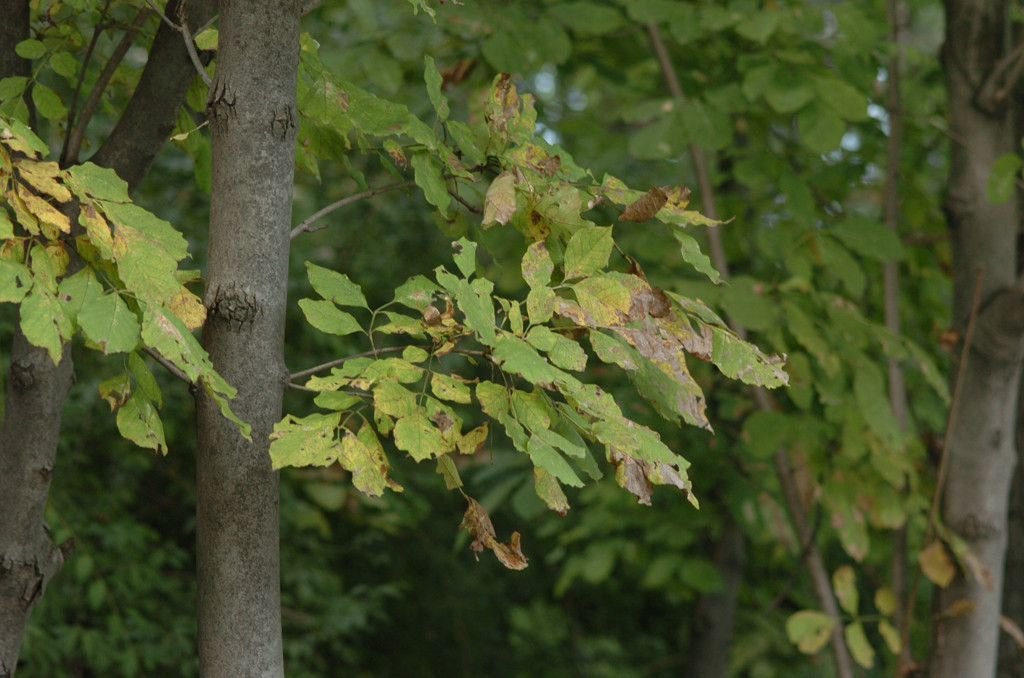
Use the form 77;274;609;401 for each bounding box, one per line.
194;0;300;675
930;1;1024;676
0;1;213;674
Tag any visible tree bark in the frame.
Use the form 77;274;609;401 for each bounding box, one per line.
194;0;300;676
998;408;1024;678
687;516;744;678
930;1;1024;675
0;1;214;673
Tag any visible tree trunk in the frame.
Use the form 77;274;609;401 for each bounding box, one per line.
687;516;744;678
194;0;300;675
0;1;213;673
930;1;1024;675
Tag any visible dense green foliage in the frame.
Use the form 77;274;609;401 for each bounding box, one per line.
0;0;965;675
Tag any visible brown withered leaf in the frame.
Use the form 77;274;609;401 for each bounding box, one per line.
608;447;654;505
1000;615;1024;650
460;497;529;570
422;305;441;326
649;286;672;318
441;58;476;88
619;187;668;223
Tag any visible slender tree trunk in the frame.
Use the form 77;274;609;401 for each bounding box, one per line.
999;413;1024;677
194;1;300;675
688;516;744;678
0;1;213;673
930;1;1024;675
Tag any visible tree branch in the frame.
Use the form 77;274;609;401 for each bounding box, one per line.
63;8;151;167
290;180;416;239
289;346;408;382
60;0;112;166
142;346;191;384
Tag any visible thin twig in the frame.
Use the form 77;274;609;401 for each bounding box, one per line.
898;265;985;665
64;9;151;165
289;346;407;382
61;0;112;166
142;345;191;384
763;506;823;616
448;187;482;214
144;0;179;31
176;0;211;87
290;180;417;239
287;382;318;393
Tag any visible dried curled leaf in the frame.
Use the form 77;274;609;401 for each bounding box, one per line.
459;497;528;570
619;187;667;222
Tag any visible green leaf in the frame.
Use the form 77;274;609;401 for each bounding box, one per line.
742;63;777;101
854;357;902;451
32;83;66;121
313;391;362;411
423;54;449;120
431;373;472;404
673;230;722;284
0;259;32;303
128;351;162;407
482;30;532;75
299;299;363;336
987;153;1023;204
20;287;70;364
734;9;782;43
78;292;141;354
436;267;496;345
814;76;869;121
305;262;368;308
0;76;28;101
845;622;875;668
718;277;777;331
393;275;440;311
786;610;835;654
452;237;477;278
563;226;613;279
436;454;463;490
411;151;450;215
878;620;902;655
742;409;787;459
682;99;732;151
15;39;45;59
534;467;570;513
547;2;625;35
765;69;815;113
140;304;210;383
818;235;866;297
492;335;565;386
527;434;584;487
64;162;132;203
797;100;846;153
527;286;555;323
831;215;904;261
116;390;167;454
446;120;486;167
193;27;218;50
710;326;788;387
394;414;450;461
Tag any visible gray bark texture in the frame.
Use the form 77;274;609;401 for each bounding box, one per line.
0;2;72;675
930;1;1024;676
999;409;1024;678
194;0;300;675
0;0;214;673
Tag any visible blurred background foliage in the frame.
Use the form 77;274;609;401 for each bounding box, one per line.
8;0;954;675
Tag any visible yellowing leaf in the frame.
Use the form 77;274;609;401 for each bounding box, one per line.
563;226;613;279
875;587;897;615
457;423;490;455
431;372;472;404
832;565;859;615
167;288;206;330
20;286;70;364
785;610;835;654
918;540;956;588
16;159;71;202
18;182;69;233
844;622;875;668
878;619;902;655
269;412;342;468
534;467;569;515
483;170;516;227
394;413;450;461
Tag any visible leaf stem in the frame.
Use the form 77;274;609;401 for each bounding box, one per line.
288;346;407;382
